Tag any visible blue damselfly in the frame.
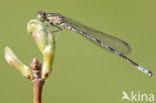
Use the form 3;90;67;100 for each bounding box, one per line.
37;10;152;77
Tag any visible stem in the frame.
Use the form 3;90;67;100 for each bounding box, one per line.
32;79;44;103
31;58;44;103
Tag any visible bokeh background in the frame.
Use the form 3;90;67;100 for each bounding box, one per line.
0;0;156;103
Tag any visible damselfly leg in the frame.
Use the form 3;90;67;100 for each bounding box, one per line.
45;21;62;40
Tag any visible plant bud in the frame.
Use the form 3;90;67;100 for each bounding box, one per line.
27;19;48;52
4;47;33;80
42;45;54;79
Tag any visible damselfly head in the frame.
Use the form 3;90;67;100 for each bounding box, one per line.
38;10;46;20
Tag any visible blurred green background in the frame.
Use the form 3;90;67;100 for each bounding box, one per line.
0;0;156;103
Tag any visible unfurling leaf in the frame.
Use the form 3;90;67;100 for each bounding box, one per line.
4;47;33;80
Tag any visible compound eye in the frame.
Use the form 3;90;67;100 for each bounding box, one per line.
37;10;46;19
38;10;46;18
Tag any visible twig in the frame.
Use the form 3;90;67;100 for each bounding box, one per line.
31;58;45;103
32;78;44;103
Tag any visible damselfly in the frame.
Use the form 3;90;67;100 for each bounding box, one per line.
37;10;152;76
